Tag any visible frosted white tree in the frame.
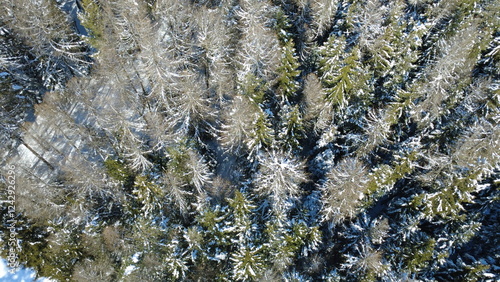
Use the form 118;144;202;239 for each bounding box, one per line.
191;7;235;101
320;158;370;223
347;0;389;52
115;115;153;173
413;21;488;128
162;173;190;214
235;0;280;82
357;109;392;156
342;243;386;280
2;0;90;88
302;73;326;123
309;0;339;38
254;149;307;211
219;95;271;155
184;149;213;195
167;74;214;138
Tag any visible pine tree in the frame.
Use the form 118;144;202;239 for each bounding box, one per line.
262;210;322;275
79;0;105;49
254;150;307;212
276;39;301;101
220;95;274;157
132;175;164;217
320;37;369;111
227;191;256;241
2;1;500;280
164;239;190;280
320;158;370;224
279;104;305;151
2;0;91;89
247;111;274;156
167;74;215;139
308;0;339;38
230;244;265;281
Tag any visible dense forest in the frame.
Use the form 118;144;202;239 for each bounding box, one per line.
0;0;499;281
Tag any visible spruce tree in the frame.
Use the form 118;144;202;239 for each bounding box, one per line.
276;39;301;101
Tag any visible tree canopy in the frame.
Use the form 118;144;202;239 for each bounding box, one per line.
0;0;499;281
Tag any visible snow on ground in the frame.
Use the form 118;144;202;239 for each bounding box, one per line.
123;265;137;276
0;259;54;282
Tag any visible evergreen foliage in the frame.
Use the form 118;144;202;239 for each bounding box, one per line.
0;0;499;281
276;39;301;100
79;0;105;49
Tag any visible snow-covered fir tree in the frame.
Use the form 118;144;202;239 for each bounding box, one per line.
0;0;499;281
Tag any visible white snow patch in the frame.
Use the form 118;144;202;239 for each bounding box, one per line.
17;144;40;165
124;265;137;276
214;253;227;261
0;259;7;278
132;252;142;263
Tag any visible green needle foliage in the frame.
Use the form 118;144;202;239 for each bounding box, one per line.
79;0;105;49
1;0;499;281
276;39;301;100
